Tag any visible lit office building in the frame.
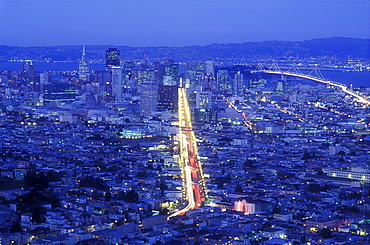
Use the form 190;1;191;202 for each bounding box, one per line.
110;66;123;102
158;85;178;112
140;81;158;116
44;83;75;105
79;46;89;82
106;48;120;68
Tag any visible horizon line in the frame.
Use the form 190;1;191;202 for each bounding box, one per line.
1;36;368;49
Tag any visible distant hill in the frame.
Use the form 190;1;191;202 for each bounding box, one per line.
0;37;369;62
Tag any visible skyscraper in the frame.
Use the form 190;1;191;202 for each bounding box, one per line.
140;81;158;116
158;85;178;112
79;45;89;82
205;61;215;77
39;72;48;92
20;60;35;81
217;70;230;91
96;70;112;102
233;71;244;96
110;66;123;102
159;60;178;85
195;91;212;109
106;48;120;68
44;83;76;105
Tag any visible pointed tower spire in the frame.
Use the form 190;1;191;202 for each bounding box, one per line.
81;45;87;65
79;45;89;81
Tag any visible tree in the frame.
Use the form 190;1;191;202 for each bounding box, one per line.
159;181;168;197
262;221;272;230
159;208;169;215
136;170;148;177
117;190;139;203
303;150;314;160
252;173;263;181
105;191;112;202
24;170;48;189
348;206;360;213
10;221;22;233
107;165;122;172
337;150;345;155
244;160;256;168
234;184;243;193
308;183;321;193
125;190;139;203
320;228;332;238
31;206;45;223
79;176;109;191
46;170;62;182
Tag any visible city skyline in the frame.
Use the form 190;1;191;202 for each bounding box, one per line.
0;0;369;47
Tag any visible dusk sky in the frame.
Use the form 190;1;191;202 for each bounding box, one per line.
1;0;369;47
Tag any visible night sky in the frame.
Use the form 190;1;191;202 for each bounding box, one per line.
1;0;369;47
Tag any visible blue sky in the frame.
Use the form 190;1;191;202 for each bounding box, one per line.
1;0;369;47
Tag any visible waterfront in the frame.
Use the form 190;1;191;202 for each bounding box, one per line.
0;61;369;88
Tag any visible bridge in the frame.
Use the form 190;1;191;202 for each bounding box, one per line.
251;63;370;106
168;84;208;219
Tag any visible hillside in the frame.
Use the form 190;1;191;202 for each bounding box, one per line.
0;37;369;62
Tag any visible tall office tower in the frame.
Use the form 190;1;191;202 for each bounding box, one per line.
249;79;266;90
79;46;89;82
110;66;123;102
277;80;284;92
96;70;112;102
163;64;179;86
140;81;158;116
123;61;135;79
44;83;76;105
106;48;120;68
200;75;217;92
39;72;49;92
158;85;178;112
195;91;212;109
217;70;230;90
233;71;245;96
134;65;153;84
195;62;205;76
161;61;179;85
20;60;35;81
205;61;215;77
152;61;161;83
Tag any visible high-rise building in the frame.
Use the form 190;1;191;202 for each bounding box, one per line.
157;60;179;85
96;70;112;102
79;46;89;82
39;72;49;92
195;91;212;109
123;61;135;80
192;109;217;123
110;66;123;102
276;80;284;92
106;48;120;68
205;61;215;77
200;75;217;92
249;79;266;90
158;85;178;112
217;70;230;91
233;71;244;96
140;81;158;116
44;83;75;105
20;60;35;81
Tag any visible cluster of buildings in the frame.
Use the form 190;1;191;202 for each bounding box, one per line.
0;48;369;244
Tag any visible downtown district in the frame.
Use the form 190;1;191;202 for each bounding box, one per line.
0;47;370;244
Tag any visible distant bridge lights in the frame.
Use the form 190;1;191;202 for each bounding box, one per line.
252;63;370;106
